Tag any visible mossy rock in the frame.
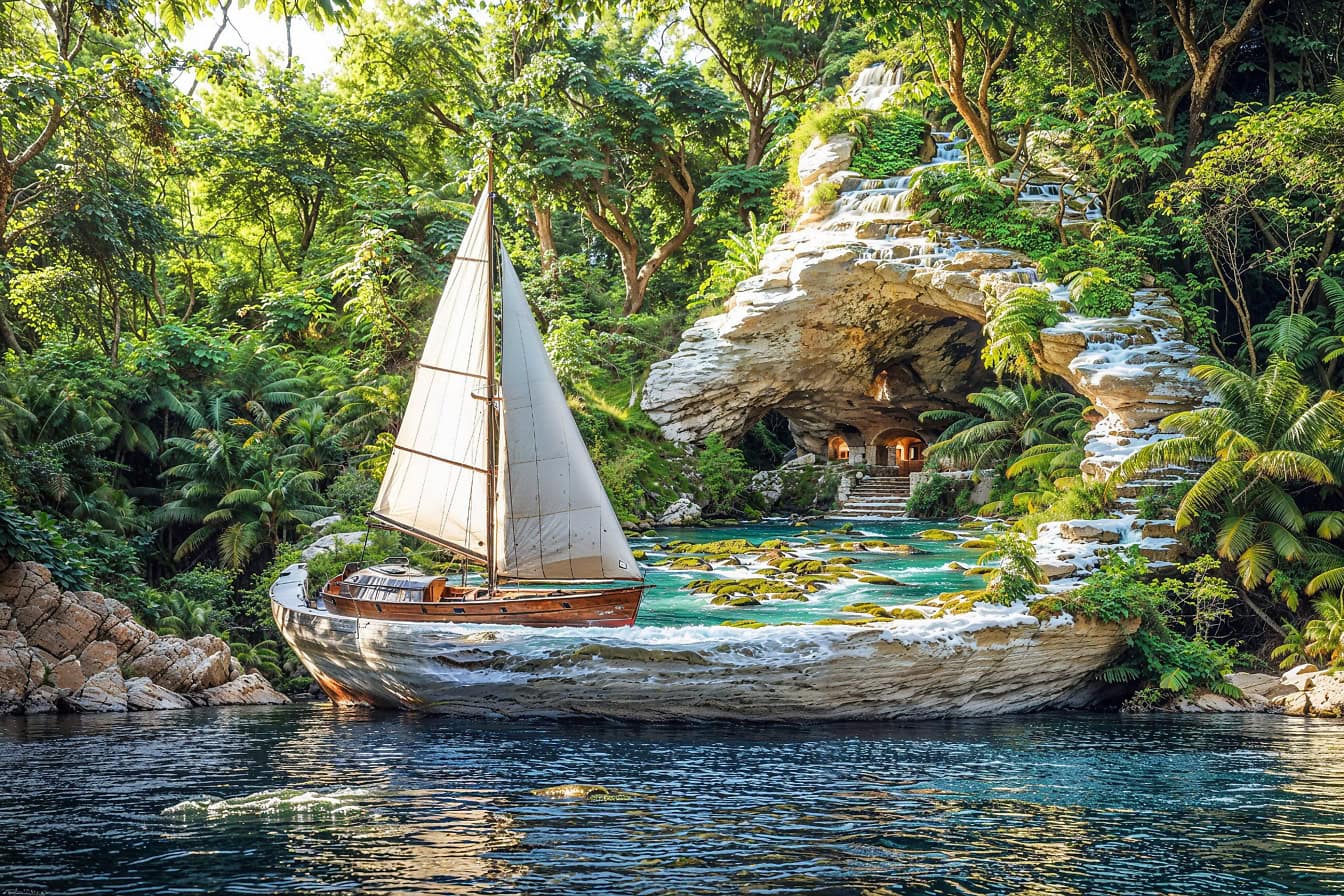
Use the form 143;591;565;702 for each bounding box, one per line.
794;574;840;586
669;557;713;570
842;601;893;618
758;539;792;550
631;549;647;561
721;619;767;628
827;556;861;565
814;617;870;625
711;595;762;607
916;529;960;541
755;549;793;564
823;565;858;577
945;561;968;571
857;575;907;586
792;521;809;527
831;523;855;533
885;544;929;555
772;557;827;575
798;528;826;536
960;521;988;530
889;607;928;620
640;530;657;537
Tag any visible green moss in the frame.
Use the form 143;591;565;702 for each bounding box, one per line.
772;557;826;575
858;575;906;585
721;619;767;628
916;529;960;541
668;557;712;570
631;549;647;560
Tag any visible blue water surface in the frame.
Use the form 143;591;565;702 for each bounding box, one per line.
2;705;1341;895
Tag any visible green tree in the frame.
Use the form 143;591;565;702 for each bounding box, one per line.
1115;357;1344;614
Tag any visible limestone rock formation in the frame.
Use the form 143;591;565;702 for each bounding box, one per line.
644;67;1206;476
656;496;703;527
1165;666;1344;717
0;558;291;714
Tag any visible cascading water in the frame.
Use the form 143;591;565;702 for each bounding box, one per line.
850;63;903;111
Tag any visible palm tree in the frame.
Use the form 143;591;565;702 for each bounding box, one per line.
921;383;1091;473
1115;356;1344;611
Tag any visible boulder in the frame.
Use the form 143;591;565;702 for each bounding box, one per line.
1060;522;1122;544
0;629;43;713
1141;520;1178;539
1169;689;1268;713
64;667;128;713
1138;541;1183;563
78;639;121;678
1226;672;1296;701
1039;561;1079;580
24;591;103;659
301;531;368;560
657;497;703;527
126;677;194;711
195;673;290;707
48;655;87;694
23;685;62;715
1282;663;1319;690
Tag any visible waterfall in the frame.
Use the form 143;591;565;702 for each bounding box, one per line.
850;64;904;111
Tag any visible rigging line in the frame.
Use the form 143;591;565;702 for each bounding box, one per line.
392;442;489;475
416;361;488;380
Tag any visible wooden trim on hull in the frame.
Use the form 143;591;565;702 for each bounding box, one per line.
323;576;645;627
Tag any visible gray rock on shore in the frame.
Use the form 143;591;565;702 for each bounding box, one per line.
0;559;290;715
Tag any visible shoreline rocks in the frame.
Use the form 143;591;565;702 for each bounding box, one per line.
0;558;289;715
1166;665;1344;718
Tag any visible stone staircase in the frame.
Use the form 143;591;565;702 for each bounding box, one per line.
832;471;911;520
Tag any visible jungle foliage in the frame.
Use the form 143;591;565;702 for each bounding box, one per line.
3;0;1344;683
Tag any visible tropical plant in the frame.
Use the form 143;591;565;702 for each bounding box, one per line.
689;214;780;317
959;531;1046;605
1114;356;1344;610
979;288;1065;381
921;383;1089;473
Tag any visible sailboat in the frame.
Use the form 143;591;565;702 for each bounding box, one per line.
315;170;646;627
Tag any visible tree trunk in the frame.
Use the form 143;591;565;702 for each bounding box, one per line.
533;203;556;274
618;246;645;316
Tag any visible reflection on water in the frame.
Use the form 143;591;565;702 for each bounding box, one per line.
2;706;1342;895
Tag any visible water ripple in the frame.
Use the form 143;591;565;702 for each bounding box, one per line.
1;708;1341;895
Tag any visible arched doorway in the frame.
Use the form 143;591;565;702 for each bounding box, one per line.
872;428;926;473
826;435;851;462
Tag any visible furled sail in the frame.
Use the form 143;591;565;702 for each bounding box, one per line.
494;245;641;581
370;193;494;561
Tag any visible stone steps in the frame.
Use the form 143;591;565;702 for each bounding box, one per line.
835;474;912;518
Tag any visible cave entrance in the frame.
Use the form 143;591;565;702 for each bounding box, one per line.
826;435;851;461
872;428;926;474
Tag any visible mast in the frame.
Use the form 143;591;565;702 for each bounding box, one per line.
484;149;499;595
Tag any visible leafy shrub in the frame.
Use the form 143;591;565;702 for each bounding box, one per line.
807;181;840;209
326;468;379;515
851;111;927;178
595;443;656;522
918;167;1058;256
961;531;1046;605
0;494;86;590
1032;549;1241;697
907;473;966;518
981;287;1064;380
689;214;780;318
695;434;753;515
1064;267;1133;317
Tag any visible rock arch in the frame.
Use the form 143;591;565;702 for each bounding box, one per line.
642;148;1208;481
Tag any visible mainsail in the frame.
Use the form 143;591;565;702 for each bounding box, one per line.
494;246;641;581
369;192;494;561
372;187;640;584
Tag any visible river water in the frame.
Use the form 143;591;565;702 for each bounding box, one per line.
629;520;981;626
2;707;1342;895
5;523;1343;894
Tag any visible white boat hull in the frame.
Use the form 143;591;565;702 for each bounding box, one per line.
271;563;1136;721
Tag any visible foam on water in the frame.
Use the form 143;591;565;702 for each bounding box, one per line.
162;787;375;820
